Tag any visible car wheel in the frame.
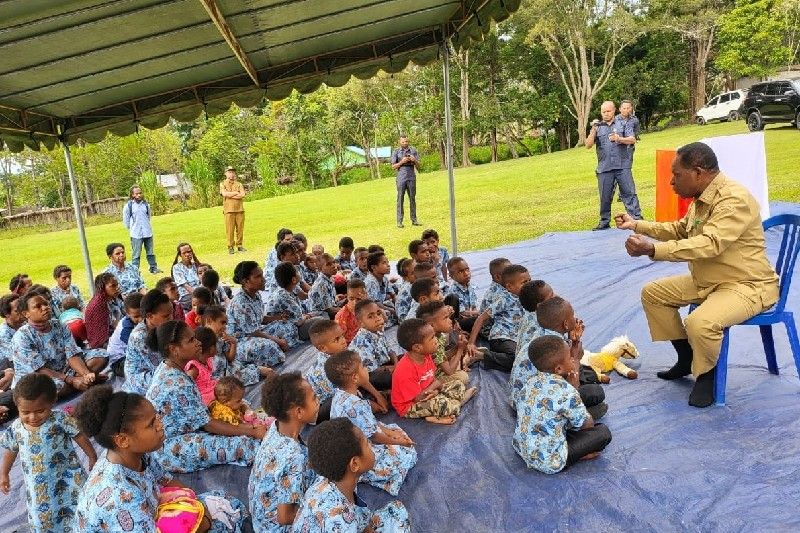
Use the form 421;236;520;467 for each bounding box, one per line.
796;111;800;130
747;112;764;131
728;110;739;121
696;116;706;125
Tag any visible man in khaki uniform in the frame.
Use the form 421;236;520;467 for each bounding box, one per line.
220;166;246;254
616;142;778;407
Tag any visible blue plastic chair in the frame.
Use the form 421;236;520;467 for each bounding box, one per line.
690;214;800;405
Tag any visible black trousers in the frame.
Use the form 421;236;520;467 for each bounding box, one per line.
368;367;393;391
577;383;604;408
484;339;516;372
565;424;612;467
317;398;332;423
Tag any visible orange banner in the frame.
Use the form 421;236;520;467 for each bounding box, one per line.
655;149;693;222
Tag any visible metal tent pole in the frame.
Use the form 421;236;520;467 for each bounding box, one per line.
442;40;458;256
60;136;94;296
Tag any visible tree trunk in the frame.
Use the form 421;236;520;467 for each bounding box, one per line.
505;126;519;159
459;50;471;167
490;128;498;162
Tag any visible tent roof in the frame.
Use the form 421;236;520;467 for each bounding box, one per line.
0;0;520;153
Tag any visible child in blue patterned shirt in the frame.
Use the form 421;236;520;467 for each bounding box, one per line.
445;256;480;333
303;319;348;423
349;300;397;398
309;253;345;319
470;264;530;372
422;228;449;286
0;373;97;531
394;258;416;322
513;335;611;474
348;247;370;281
477;257;511;339
364;252;397;324
336;237;356;273
293;418;411;532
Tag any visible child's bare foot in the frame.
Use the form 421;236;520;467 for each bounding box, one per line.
424;415;456;425
580;451;601;461
460;387;478;406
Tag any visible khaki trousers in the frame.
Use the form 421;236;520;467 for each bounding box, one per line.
224;211;244;248
641;274;778;376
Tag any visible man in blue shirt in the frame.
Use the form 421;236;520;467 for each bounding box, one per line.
122;186;162;273
585;101;642;230
391;135;421;228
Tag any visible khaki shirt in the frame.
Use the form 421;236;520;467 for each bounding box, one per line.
635;172;778;297
220;180;245;213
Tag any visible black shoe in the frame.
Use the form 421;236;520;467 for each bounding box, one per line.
587;402;608;420
592;224;611;231
411;221;422;226
228;247;235;255
688;369;715;408
397;223;404;228
658;339;693;380
150;268;163;274
238;246;247;252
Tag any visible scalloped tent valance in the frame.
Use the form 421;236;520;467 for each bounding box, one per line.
0;0;520;153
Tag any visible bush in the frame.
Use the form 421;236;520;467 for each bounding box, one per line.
137;170;171;215
183;155;219;209
419;153;442;173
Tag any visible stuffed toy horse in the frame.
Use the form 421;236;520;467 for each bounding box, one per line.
580;335;639;383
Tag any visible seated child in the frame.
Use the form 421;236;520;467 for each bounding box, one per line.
0;373;97;532
408;239;431;265
336;237;356;273
50;265;84;313
446;256;480;333
416;301;471;385
422;228;449;285
265;262;323;348
0;295;21;417
477;257;511;338
309;253;345;319
335;279;367;344
201;268;231;308
303;319;349;423
509;281;553;392
12;291;108;396
394;258;415;322
60;295;87;345
248;372;319;531
312;244;324;257
406;276;442;324
532;297;607;419
106;292;144;377
470;264;530;372
513;335;612;474
185;326;218;405
392;318;476;425
155;277;185;322
364;252;397;326
301;253;319;287
209;376;272;427
348;300;398;392
294;418;411;532
348;247;369;281
185;286;212;329
199;305;272;385
325;350;417;496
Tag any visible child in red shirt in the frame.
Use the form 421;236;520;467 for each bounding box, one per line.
335;279;366;344
184;287;212;330
392;318;476;424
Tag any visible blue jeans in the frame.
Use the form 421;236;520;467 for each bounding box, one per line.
130;236;158;272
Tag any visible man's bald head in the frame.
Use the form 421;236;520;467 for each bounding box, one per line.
600;101;616;122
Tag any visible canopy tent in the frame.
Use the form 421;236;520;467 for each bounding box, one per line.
0;0;522;292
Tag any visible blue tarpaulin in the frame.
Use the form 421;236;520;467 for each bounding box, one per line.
2;202;799;532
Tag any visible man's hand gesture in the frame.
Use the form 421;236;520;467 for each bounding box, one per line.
625;235;655;257
615;213;637;230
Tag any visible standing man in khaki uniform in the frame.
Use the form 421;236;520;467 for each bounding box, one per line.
616;142;778;407
220;166;247;255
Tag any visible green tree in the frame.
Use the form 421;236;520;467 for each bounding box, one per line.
715;0;793;79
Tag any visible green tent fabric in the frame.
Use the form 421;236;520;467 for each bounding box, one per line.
0;0;521;152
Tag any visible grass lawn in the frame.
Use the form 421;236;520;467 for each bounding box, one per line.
2;120;798;294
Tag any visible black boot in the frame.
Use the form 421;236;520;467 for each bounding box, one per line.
657;339;693;380
688;368;716;408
